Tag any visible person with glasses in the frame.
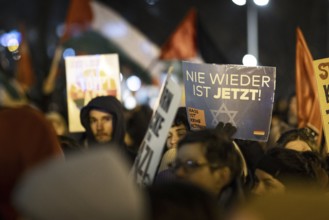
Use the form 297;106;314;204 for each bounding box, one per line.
169;127;245;216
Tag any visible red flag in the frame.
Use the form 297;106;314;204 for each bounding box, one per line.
159;8;197;60
295;27;322;145
16;25;35;91
61;0;93;43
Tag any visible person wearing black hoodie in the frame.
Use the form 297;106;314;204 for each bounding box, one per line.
79;96;125;148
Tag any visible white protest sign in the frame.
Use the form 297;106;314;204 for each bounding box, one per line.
65;54;121;132
131;75;182;186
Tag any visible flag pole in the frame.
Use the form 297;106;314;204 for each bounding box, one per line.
42;46;63;95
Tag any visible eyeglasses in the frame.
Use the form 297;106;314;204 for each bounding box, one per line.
168;160;217;173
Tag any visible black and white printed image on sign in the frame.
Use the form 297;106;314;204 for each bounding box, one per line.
183;61;276;142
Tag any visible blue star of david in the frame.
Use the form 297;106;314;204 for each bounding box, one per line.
210;103;237;127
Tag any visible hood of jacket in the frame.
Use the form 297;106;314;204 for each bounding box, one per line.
80;96;125;146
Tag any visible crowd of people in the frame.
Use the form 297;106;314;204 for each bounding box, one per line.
1;92;329;220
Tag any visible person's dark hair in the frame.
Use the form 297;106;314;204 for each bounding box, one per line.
233;140;264;172
301;151;329;189
173;107;190;130
126;104;153;149
276;127;318;152
178;129;242;185
301;151;327;169
177;128;245;212
233;139;265;194
256;147;320;189
147;181;220;220
325;154;329;175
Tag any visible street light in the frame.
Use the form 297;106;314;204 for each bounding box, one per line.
232;0;246;6
232;0;270;65
247;1;258;64
253;0;269;6
242;54;257;66
232;0;269;7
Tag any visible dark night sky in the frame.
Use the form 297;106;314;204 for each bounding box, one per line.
0;0;328;101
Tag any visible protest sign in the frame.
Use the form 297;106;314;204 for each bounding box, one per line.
65;54;121;132
183;61;276;141
131;75;182;186
313;58;329;152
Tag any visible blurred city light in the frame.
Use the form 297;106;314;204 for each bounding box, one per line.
6;38;19;52
124;95;137;109
242;54;258;66
63;48;75;58
0;30;21;48
126;75;141;92
232;0;246;6
253;0;269;6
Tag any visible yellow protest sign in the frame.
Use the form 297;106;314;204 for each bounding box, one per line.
313;58;329;152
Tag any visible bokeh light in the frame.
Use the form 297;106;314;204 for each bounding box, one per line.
242;54;258;66
0;30;21;50
124;95;137;109
232;0;246;6
253;0;269;6
7;38;19;52
126;75;142;92
63;48;75;58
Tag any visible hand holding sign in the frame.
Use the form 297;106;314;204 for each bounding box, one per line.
216;122;237;139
